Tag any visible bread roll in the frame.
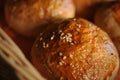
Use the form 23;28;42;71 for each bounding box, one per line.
5;0;75;37
94;3;120;56
31;18;119;80
73;0;116;20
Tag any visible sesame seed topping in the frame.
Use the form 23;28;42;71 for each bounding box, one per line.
59;62;63;66
89;24;96;31
59;52;63;56
76;24;81;28
59;60;64;66
69;53;73;59
63;56;67;60
51;32;55;40
60;33;73;43
43;42;49;48
51;36;54;40
61;32;64;36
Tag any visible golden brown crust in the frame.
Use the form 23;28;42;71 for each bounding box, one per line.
94;3;120;57
4;0;75;37
31;18;119;80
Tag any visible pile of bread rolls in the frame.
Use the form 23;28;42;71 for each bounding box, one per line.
0;0;120;80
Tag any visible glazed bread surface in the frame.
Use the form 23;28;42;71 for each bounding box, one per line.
5;0;75;37
31;18;119;80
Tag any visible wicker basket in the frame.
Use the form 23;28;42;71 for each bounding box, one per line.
0;28;46;80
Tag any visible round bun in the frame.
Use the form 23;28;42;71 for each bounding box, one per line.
4;0;75;37
31;18;119;80
94;3;120;56
73;0;115;19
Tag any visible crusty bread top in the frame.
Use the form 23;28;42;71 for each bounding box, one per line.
31;18;119;80
5;0;75;37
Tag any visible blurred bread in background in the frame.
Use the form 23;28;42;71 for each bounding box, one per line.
94;3;120;56
4;0;75;37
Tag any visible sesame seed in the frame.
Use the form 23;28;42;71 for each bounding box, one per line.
89;24;96;31
59;52;63;56
76;24;81;28
51;36;54;40
59;60;65;66
51;32;55;40
63;56;67;60
43;42;49;48
61;33;64;36
59;62;63;66
43;42;45;48
78;24;81;28
69;53;73;58
60;33;73;43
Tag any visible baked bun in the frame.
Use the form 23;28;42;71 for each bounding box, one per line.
4;0;75;37
94;3;120;56
73;0;116;19
31;18;119;80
